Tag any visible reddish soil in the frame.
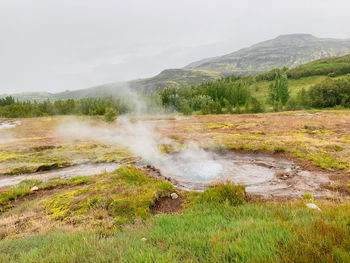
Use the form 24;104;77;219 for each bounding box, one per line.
150;196;183;214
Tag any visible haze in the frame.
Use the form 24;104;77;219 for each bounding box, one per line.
1;0;350;94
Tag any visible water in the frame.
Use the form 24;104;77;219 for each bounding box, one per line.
0;163;121;188
0;121;21;129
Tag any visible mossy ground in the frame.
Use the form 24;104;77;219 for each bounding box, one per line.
0;177;349;262
155;111;350;173
0;116;133;175
1;114;350;261
0;165;174;239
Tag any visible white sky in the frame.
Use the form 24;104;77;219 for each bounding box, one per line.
1;0;350;94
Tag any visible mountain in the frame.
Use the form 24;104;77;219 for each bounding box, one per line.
185;34;350;76
3;34;350;101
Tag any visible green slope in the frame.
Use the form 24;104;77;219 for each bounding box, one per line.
186;34;350;76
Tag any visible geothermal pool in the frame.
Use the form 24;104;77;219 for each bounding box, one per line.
0;151;331;199
156;151;331;199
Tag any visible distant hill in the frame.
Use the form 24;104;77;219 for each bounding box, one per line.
3;34;350;101
129;68;222;90
186;34;350;76
1;69;222;101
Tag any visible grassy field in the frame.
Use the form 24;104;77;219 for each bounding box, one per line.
249;75;328;102
1;114;350;262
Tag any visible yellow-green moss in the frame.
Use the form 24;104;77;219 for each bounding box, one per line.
45;165;174;225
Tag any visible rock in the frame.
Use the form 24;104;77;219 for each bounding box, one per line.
170;193;178;199
30;186;39;191
306;203;321;211
141;237;147;242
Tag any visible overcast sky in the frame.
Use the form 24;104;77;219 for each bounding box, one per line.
1;0;350;94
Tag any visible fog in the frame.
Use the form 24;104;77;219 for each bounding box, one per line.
1;0;350;94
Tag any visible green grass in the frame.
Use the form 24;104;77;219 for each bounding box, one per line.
0;200;349;263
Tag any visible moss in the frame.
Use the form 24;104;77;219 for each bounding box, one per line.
44;165;174;226
0;179;42;212
0;175;92;213
45;189;88;221
115;165;152;186
306;153;348;170
195;184;245;206
66;176;92;186
325;145;344;152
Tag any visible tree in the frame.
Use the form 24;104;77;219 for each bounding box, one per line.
297;88;309;108
279;72;289;105
268;70;290;108
223;98;232;114
104;107;117;122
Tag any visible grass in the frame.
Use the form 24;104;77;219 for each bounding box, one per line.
0;198;349;262
249;75;327;102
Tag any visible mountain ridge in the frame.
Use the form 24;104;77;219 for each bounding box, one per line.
185;34;350;75
3;33;350;101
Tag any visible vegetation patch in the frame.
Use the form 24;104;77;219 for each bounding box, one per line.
325;145;344;152
45;165;174;225
1;201;350;262
0;177;91;213
194;184;245;206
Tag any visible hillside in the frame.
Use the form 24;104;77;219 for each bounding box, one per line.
129;68;222;90
186;34;350;76
1;69;222;101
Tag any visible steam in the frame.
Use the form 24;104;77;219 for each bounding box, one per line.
0;121;19;144
57;86;223;183
0;134;13;144
96;83;163;115
58;116;224;182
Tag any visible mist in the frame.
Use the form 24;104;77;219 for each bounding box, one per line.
1;0;350;94
57;115;224;183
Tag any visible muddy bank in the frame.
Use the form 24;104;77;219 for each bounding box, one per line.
0;163;121;188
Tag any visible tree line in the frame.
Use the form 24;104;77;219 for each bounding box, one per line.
1;71;350;118
0;97;128;120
